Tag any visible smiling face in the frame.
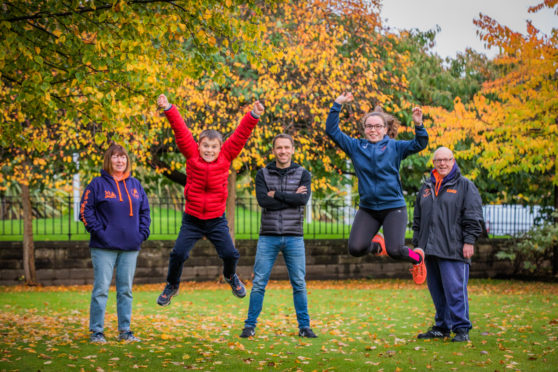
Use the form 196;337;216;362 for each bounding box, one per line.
272;137;294;168
363;115;388;143
198;137;222;162
433;148;455;177
110;154;128;175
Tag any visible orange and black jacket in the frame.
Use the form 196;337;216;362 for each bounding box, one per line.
412;163;483;263
80;169;151;251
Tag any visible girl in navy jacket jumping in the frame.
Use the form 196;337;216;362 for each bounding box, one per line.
326;92;428;284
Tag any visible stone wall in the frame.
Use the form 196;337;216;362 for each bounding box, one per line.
0;239;514;286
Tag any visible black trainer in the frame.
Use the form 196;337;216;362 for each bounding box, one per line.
157;283;178;306
240;327;255;338
298;327;318;338
452;328;470;342
225;274;246;298
417;326;450;339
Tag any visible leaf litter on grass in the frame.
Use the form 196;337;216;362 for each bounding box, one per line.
0;279;557;371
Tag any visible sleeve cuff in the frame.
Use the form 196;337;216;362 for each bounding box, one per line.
164;104;173;111
250;110;260;119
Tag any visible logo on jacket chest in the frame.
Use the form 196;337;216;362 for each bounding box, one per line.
132;188;140;199
422;189;431;198
104;190;117;199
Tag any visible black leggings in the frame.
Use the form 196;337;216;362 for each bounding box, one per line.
348;206;419;264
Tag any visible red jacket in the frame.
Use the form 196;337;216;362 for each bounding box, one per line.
164;105;259;219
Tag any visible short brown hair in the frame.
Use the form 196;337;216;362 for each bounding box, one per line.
199;129;223;145
272;133;294;148
103;144;131;175
361;107;400;139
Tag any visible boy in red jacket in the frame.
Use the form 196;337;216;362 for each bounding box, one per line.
156;94;265;306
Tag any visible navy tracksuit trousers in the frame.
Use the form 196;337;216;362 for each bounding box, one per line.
425;255;472;332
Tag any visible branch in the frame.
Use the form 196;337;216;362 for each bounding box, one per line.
149;150;187;186
3;0;175;22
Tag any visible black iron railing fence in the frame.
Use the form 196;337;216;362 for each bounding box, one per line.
0;196;549;240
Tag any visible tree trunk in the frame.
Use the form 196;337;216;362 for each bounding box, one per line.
553;183;558;275
21;182;38;285
226;167;236;242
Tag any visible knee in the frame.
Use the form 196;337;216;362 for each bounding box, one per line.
348;242;369;257
170;249;189;262
290;279;306;293
251;275;268;293
222;249;240;260
386;244;407;259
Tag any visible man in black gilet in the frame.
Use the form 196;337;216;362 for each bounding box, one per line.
240;134;316;338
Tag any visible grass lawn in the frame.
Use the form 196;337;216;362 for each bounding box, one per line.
0;279;556;371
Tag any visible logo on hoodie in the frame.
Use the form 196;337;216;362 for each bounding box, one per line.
132;188;140;199
422;189;431;198
105;190;117;199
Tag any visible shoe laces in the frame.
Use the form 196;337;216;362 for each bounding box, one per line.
410;263;424;276
230;275;241;289
162;285;176;296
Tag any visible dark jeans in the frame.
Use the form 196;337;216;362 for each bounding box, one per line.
166;212;239;286
426;256;472;332
348;206;418;264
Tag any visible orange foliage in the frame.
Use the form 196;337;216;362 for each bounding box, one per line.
425;1;558;189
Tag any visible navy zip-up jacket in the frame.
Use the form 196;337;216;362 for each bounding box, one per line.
412;164;483;263
326;102;428;210
80;169;151;251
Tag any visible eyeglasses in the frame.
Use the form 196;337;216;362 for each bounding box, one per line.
111;155;127;160
363;124;385;131
433;158;454;164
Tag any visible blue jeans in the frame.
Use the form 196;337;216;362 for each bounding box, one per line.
245;236;310;329
166;212;239;286
425;255;472;332
90;248;139;333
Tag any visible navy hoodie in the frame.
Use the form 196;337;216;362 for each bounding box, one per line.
80;169;151;251
326;102;428;210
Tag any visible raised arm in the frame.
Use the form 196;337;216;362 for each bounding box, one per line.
221;100;264;161
397;107;429;158
157;94;198;159
325;93;357;155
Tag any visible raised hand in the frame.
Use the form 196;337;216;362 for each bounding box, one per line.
412;107;423;125
335;92;354;105
253;100;265;116
157;94;170;110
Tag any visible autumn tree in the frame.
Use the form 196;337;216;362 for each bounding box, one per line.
425;0;558;208
0;0;272;284
148;0;415;200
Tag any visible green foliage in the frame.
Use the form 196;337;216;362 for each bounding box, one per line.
0;0;271;190
496;212;558;276
397;28;496;110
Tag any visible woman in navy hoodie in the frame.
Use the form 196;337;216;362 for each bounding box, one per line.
326;92;428;284
80;144;151;343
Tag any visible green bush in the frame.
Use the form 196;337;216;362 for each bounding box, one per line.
496;212;558;276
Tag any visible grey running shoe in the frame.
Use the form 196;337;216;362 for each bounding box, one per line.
90;332;107;343
157;283;179;306
225;274;246;298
